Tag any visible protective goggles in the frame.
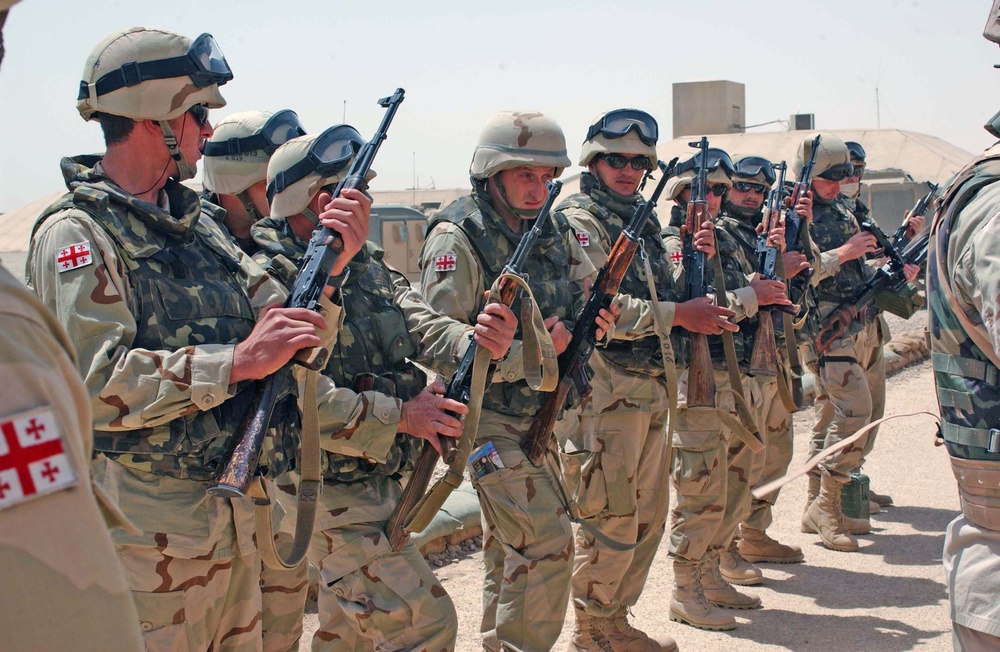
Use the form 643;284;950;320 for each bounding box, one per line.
846;141;867;163
817;162;855;182
734;156;776;185
732;181;768;194
266;124;364;202
600;153;652;170
679;148;735;177
204;109;307;158
585;109;658;146
79;33;233;101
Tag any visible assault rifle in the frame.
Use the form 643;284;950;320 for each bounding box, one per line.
520;159;679;465
386;180;563;550
784;135;822;279
815;231;929;355
890;181;938;251
208;88;405;498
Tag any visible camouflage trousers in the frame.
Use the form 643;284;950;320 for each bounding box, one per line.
117;545;263;651
807;321;885;482
473;417;575;652
278;474;457;652
744;371;795;532
670;369;763;562
569;407;670;618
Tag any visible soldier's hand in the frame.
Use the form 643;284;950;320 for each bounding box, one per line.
783;251;811;278
837;231;878;264
476;294;517;361
581;278;619;341
319;187;372;276
398;381;467;454
788;190;814;223
903;211;925;239
750;275;793;307
903;262;921;283
544;315;573;355
694;220;717;258
674;297;738;335
231;304;328;383
756;218;786;252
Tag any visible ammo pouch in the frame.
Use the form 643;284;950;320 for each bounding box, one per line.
840;472;870;520
950;456;1000;531
875;282;924;319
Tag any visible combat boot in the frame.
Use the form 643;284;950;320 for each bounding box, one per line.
802;473;859;552
605;606;678;652
870;488;894;507
869;500;881;514
669;559;736;631
701;549;762;610
568;611;614;652
800;474;821;532
802;512;870;535
719;539;763;585
738;527;805;563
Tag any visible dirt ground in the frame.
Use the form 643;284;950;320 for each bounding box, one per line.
302;349;957;651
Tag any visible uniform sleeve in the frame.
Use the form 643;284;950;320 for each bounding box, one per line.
391;270;474;378
308;373;401;463
957;211;1000;354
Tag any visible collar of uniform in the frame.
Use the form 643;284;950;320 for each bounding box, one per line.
472;186;561;247
251;217;306;261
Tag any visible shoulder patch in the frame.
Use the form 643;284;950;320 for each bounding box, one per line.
0;407;78;511
576;231;591;247
433;253;457;273
56;240;93;273
670;250;683;265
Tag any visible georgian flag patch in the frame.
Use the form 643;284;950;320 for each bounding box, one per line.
0;407;78;511
576;231;590;247
670;251;683;265
434;253;457;272
56;241;93;273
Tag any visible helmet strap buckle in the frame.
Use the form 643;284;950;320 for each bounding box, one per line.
119;61;143;87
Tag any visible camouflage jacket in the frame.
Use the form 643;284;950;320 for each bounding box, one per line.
420;188;596;418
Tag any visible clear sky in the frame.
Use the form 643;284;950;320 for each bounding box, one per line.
1;0;998;212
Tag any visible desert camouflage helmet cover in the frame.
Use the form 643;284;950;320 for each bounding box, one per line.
579;111;658;169
793;132;850;179
986;0;1000;43
667;165;733;201
77;27;227;122
203;110;277;194
470;111;571;180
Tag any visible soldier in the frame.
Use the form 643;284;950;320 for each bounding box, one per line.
800;134;918;552
724;156;809;566
930;6;1000;648
0;4;143;649
557;109;730;651
419;111;614;651
256;127;517;651
26;28;369;650
664;150;791;631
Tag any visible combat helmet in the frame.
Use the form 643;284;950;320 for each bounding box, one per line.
579;108;658;170
668;148;734;201
203;110;306;195
469;111;571;180
793;133;853;182
733;155;776;189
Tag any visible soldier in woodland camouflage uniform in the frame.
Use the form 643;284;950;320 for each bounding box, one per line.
558;109;736;652
419;111;613;651
256;128;516;652
722;156;810;566
930;8;1000;648
663;151;792;631
26;28;370;651
799;134;919;553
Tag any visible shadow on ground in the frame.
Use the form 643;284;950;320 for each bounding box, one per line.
764;561;947;609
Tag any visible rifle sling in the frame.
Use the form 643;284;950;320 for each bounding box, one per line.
253;369;322;571
772;253;801;414
401;272;558;535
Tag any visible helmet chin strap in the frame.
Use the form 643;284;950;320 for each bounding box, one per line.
158;120;197;182
237;191;265;223
491;176;538;219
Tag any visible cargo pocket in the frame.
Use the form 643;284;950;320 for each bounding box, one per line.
560;432;633;519
131;589;188;650
671;407;721;497
472;466;531;547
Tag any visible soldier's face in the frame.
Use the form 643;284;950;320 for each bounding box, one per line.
494;166;556;215
678;186;723;217
591;156;645;196
812;178;842;201
729;185;766;212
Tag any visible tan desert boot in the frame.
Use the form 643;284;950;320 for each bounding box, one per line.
802;473;859;552
669;559;736;631
738;527;805;563
870;488;894;507
701;549;762;610
719;539;763;585
801;474;821;532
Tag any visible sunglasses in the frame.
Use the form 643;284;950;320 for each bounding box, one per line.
188;104;210;127
733;181;767;194
601;153;652;170
708;184;728;197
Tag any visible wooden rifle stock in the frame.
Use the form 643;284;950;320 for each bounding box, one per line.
385;442;438;551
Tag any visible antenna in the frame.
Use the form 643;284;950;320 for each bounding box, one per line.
412;152;416;206
342;100;346;123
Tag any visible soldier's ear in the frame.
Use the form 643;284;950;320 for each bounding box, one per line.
310;189;333;214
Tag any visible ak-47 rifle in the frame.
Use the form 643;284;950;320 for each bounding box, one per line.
815;231;929;355
890;181;938;251
520;159;679;466
208;88;405;498
749;161;798;377
783;135;821;280
386;179;563;551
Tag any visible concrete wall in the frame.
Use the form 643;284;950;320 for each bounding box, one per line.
672;80;746;138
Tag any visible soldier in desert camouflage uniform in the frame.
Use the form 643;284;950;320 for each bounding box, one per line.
257;128;517;652
663;150;791;631
26;28;369;651
556;109;730;652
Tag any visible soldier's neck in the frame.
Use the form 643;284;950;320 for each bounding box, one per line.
101;145;169;204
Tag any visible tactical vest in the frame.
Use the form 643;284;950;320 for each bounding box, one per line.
555;188;680;377
34;182;296;482
929;150;1000;531
427;195;575;417
811;196;875;304
252;219;425;483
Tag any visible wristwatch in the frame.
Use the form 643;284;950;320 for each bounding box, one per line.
326;267;351;290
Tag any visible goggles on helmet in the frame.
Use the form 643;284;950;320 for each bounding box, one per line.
78;33;233;102
817;162;855;182
734;156;776;185
678;147;735;177
585;109;659;146
204;109;306;158
266;124;364;202
845;141;867;163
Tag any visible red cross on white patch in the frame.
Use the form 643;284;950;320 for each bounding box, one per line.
56;241;93;273
576;231;590;247
434;253;457;273
0;407;78;511
670;251;683;265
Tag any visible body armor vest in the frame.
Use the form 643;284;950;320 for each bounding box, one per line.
811;196;876;303
252;219;425;483
428;192;575;417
